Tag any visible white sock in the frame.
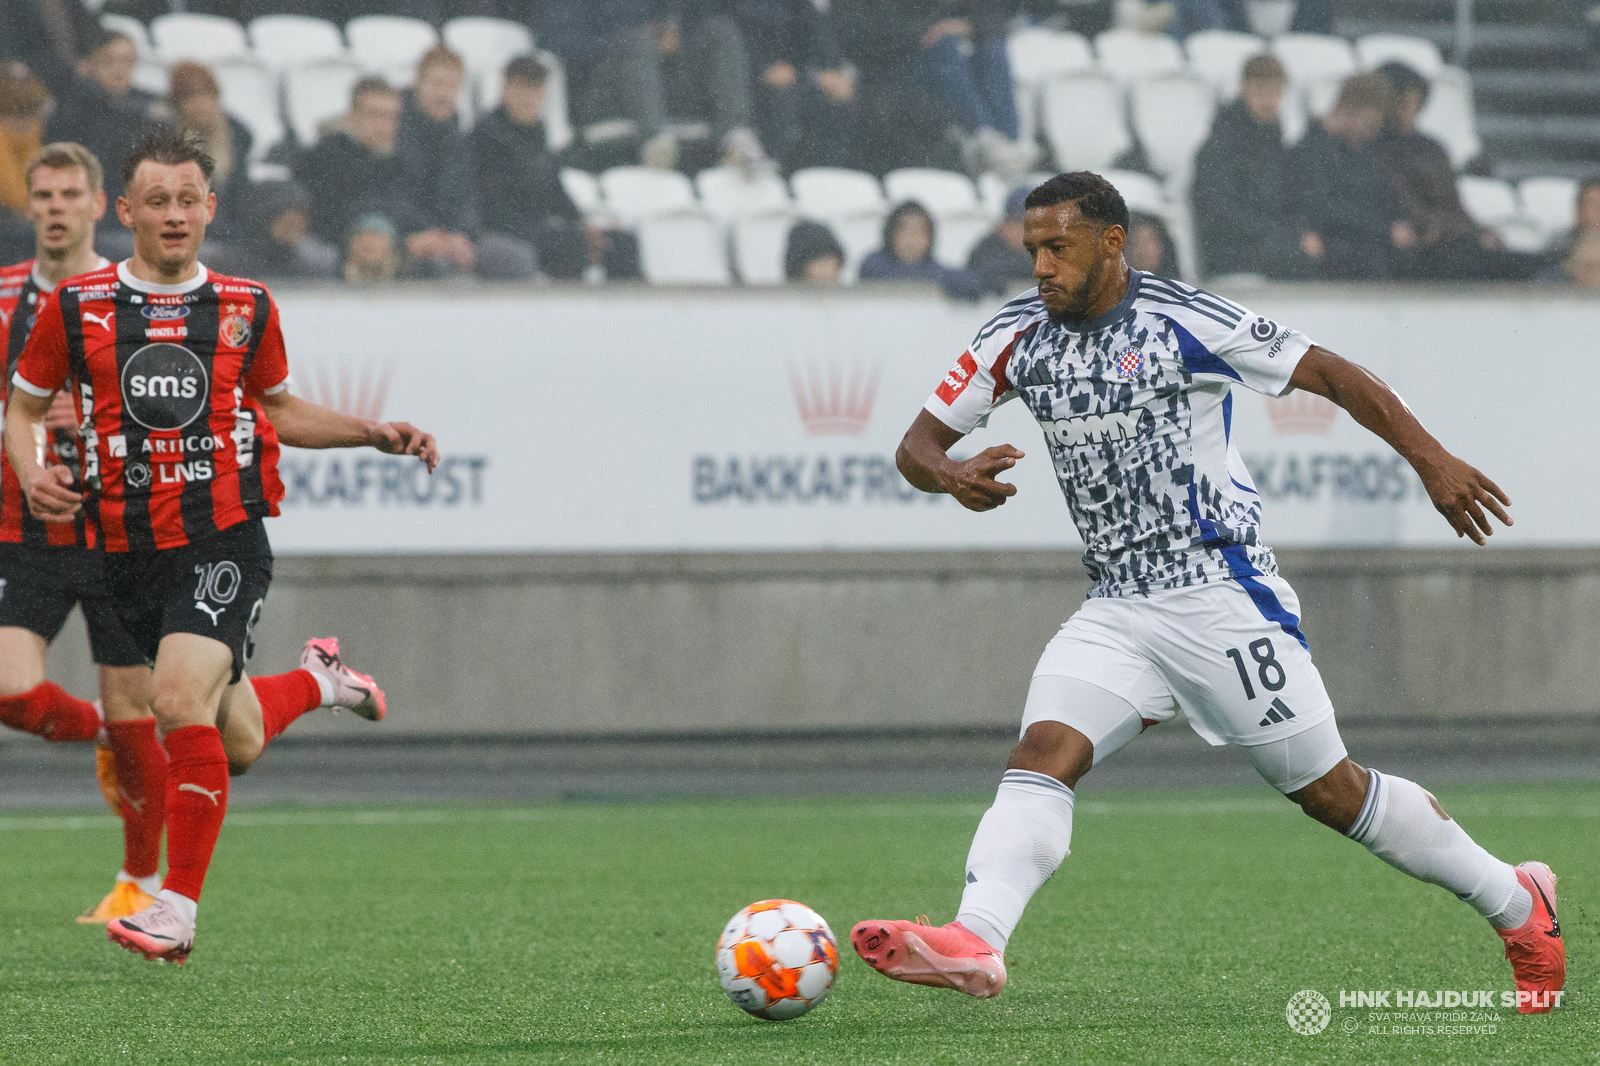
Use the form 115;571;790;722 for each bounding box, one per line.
117;869;163;896
1347;769;1531;929
312;671;336;707
955;769;1075;953
158;888;198;927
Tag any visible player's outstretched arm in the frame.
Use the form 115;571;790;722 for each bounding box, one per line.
2;389;81;522
1288;346;1510;545
257;391;440;473
896;409;1024;512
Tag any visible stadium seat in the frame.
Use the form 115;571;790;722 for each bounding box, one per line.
1185;30;1268;101
1270;33;1357;90
1101;168;1168;217
1008;29;1094;151
731;210;797;285
248;15;346;72
1417;67;1481;170
443;17;534;77
599;166;698;226
1041;74;1131;172
283;58;363;146
346;15;439;78
212;60;284;161
559;168;604;216
100;13;153;57
1457;176;1519;228
637;210;732;285
932;212;993;271
1302;73;1345;118
1130;76;1216;185
883;169;983;216
150;13;250;64
132;59;170;96
696;166;792;222
1519;176;1579;242
790;168;886;218
1494;219;1549;254
1093;30;1185;82
1356;33;1444;79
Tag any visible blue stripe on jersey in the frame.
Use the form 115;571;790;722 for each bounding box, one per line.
1162;316;1242;383
1222;391;1232;442
974;293;1046;345
1140;279;1245;328
1219;544;1309;649
1230;477;1259;496
1141;276;1247;323
1142;291;1240;331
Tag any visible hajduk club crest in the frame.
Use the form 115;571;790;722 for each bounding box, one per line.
1114;346;1143;380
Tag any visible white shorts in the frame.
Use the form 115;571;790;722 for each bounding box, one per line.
1025;575;1336;750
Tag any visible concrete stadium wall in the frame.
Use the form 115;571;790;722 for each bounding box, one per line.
41;548;1600;737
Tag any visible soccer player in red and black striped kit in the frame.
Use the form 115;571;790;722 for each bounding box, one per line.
5;129;439;964
0;142;170;924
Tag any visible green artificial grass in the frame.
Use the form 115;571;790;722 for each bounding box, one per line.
0;783;1592;1064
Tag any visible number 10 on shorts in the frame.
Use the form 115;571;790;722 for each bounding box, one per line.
1225;639;1298;727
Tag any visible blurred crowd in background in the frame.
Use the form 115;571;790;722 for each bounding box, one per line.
2;0;1597;292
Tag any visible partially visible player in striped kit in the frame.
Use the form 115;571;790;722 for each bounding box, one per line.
6;129;438;964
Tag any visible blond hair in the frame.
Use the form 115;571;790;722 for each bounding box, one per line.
26;142;104;195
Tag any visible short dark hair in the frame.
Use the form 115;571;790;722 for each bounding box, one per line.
784;219;844;280
1024;171;1129;231
1376;61;1429;105
350;76;399;111
503;55;549;85
120;126;215;190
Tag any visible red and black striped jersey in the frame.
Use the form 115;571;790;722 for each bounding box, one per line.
13;261;289;552
1;258;94;548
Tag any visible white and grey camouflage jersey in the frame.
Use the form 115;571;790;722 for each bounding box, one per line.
925;270;1313;599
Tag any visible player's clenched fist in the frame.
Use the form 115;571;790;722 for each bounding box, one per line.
941;445;1024;512
367;421;440;473
22;463;82;522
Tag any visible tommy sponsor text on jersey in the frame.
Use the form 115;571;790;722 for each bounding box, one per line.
925;272;1313;599
12;262;289;551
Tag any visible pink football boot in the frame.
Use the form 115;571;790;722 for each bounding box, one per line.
1497;861;1565;1013
851;917;1006;998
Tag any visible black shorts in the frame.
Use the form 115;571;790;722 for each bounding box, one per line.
0;542;148;667
101;519;274;684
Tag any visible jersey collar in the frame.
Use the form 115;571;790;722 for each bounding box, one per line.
30;256;110;294
116;259;209;295
1050;268;1144;334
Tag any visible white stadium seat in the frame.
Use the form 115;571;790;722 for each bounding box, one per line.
1094;30;1185;82
1185;30;1268;101
1457;176;1519;228
599;166;697;226
1130;75;1216;185
346;15;439;77
132;60;170;96
100;13;153;57
150;13;250;64
931;212;993;271
883;169;982;216
283;58;363;146
731;210;797;285
695;166;792;222
1101;168;1168;217
1008;29;1094;150
1303;73;1346;118
1519;176;1579;240
1041;74;1131;172
1270;33;1357;89
1356;33;1444;79
790;168;886;218
443;17;534;77
638;210;732;285
1417;67;1481;169
248;15;346;72
212;60;284;160
560;168;604;214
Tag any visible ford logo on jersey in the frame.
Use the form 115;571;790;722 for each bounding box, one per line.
140;304;190;321
120;343;209;430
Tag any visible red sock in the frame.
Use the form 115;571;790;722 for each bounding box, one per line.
252;670;323;745
0;681;102;742
104;718;167;880
161;724;228;902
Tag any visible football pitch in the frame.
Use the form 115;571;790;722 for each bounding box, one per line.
1;782;1590;1065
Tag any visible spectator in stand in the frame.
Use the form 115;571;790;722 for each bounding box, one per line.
0;0;99;96
1546;178;1600;262
1561;232;1600;289
1376;61;1538;281
859;200;981;299
293;78;410;253
246;180;339;279
687;0;856;171
1191;54;1315;279
783;219;844;284
967;186;1033;296
343;213;399;283
1287;73;1398;281
1127;212;1178;276
0;65;49;261
43;29;156;205
472;56;640;281
161;62;254;243
537;0;774;174
832;0;1034;177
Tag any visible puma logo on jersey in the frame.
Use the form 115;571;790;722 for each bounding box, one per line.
195;602;225;625
178;782;222;804
117;788;145;814
82;310;114;331
1042;409;1149;449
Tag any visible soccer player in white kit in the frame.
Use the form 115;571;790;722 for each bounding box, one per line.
849;173;1565;1013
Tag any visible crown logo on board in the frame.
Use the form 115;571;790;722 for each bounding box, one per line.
787;359;883;438
1264;391;1337;436
294;358;395;422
